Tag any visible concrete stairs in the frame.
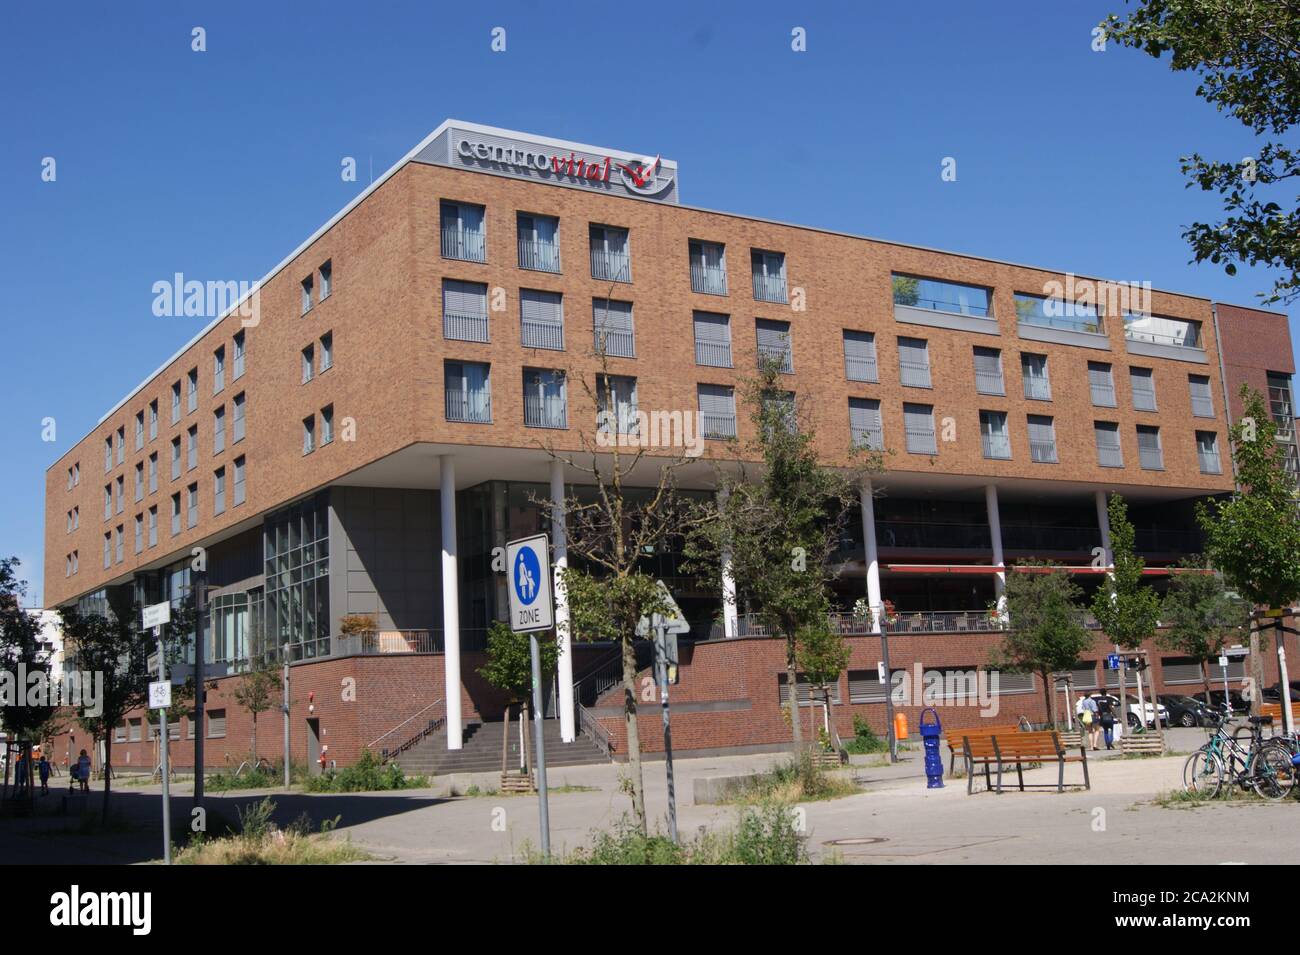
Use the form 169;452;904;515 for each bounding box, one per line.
389;718;610;777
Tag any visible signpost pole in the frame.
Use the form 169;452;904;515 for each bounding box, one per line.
529;632;551;858
155;624;171;865
282;643;291;790
654;619;679;844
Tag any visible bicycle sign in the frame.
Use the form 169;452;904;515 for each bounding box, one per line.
506;534;553;633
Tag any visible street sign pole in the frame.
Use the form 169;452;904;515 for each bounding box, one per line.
529;632;550;858
654;619;679;844
155;624;171;865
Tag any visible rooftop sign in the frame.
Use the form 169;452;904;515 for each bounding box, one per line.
415;120;679;204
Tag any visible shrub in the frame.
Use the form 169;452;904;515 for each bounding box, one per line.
302;749;428;793
842;714;888;755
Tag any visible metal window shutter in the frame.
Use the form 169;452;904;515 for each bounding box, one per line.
1189;376;1211;401
1088;363;1112;389
521;289;563;325
1068;664;1099;689
693;312;729;342
848;669;892;703
1095;423;1120;449
1137;427;1161;452
697;384;734;414
973;347;1000;376
755;319;790;349
1027;416;1055;444
1161;657;1204;684
444;280;488;316
990;670;1035;694
849;398;882;432
778;674;842;705
845;331;877;360
1131;368;1154;392
903;404;933;431
898;337;928;364
594;298;633;331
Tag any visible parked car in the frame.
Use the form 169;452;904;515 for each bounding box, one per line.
1262;682;1300;703
1157;694;1217;728
1205;689;1249;715
1088;693;1169;728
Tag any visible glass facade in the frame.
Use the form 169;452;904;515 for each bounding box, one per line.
264;494;330;659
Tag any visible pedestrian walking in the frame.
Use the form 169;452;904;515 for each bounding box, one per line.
1095;694;1116;750
1078;692;1100;750
38;754;51;795
76;750;91;793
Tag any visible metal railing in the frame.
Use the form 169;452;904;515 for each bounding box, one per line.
1097;444;1124;468
852;425;884;451
757;343;792;373
752;272;787;303
975;371;1005;394
590;251;631;283
1132;389;1157;412
445;391;491;424
691;264;728;296
982;434;1012;459
444;310;489;343
577;700;614;758
695;338;732;367
369;698;444;760
1018;313;1102;334
593;327;635;358
1139;447;1164;470
845;354;879;382
1029;440;1058;464
701;411;737;440
1191;396;1214;417
1023;377;1052;401
517;239;560;273
336;630;436;655
1124;327;1202;349
441;228;486;263
905;427;937;454
524;396;567;429
521;318;564;350
899;359;932;388
1198;451;1222;475
1090;385;1117;407
898;295;992;318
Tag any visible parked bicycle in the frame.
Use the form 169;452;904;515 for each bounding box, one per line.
1183;714;1296;800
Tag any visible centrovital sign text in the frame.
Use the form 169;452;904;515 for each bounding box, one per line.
507;534;554;633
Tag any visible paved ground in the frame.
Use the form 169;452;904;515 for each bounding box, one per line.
3;727;1294;864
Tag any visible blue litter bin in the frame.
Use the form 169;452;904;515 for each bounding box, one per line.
919;707;944;788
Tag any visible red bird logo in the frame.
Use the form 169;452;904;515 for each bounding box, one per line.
616;154;661;190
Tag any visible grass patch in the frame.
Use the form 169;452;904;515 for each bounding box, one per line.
720;751;859;806
460;782;598;798
1152;787;1270;810
174;797;370;865
528;803;810;865
206;768;280;792
302;750;428;793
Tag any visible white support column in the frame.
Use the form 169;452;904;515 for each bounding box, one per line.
860;481;883;634
551;459;575;743
440;455;462;751
1096;489;1122;738
985;485;1006;615
718;488;738;639
1095;490;1113;564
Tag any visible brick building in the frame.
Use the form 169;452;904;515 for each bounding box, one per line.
44;121;1298;772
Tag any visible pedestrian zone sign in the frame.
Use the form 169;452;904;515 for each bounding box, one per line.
506;534;554;633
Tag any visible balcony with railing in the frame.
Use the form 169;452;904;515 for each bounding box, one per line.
691;263;728;296
594;325;635;359
518;239;560;273
441;228;486;264
1090;383;1117;407
982;434;1011;460
752;271;787;304
591;249;631;283
522;318;564;351
695;337;732;367
1023;376;1051;401
524;394;567;430
846;352;878;383
445;390;491;424
975;369;1004;395
701;411;737;440
1198;449;1222;474
1029;439;1058;464
444;309;489;343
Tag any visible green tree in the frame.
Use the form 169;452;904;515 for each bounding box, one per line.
794;619;851;747
1103;1;1300;304
478;620;559;774
0;557;56;803
1197;385;1300;719
1159;557;1250;704
685;357;875;752
232;663;280;764
993;562;1093;723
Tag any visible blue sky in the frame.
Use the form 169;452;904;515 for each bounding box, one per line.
0;0;1289;606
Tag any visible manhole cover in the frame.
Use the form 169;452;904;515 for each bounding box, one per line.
823;836;887;846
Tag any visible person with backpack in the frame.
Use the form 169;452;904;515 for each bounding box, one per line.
1094;694;1116;750
1078;692;1100;750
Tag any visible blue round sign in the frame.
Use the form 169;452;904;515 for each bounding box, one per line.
513;547;541;606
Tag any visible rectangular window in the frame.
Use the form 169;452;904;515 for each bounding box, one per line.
1088;361;1116;407
849;398;884;450
148;506;157;547
213;346;225;394
596;375;638;436
103;484;111;520
115;476;124;514
214;467;226;515
1027;415;1058;463
213;406;225;454
104;437;112;472
689;240;728;295
1123;312;1202;349
233;331;245;379
233;456;246;506
589;224;631;282
903;403;937;454
520;289;565;350
441;201;487;263
232;393;245;442
303;415;316;455
187;369;198;413
893;274;991;317
523;368;567;429
187;425;198;471
171;437;182;480
149;400;158;440
593;298;635;358
114;525;123;563
698;384;737;440
148;452;157;492
1021;353;1051;400
301;274;313;314
973;347;1004;395
135;411;144;450
134;515;143;554
897;336;931;388
103;533;110;569
1137;425;1163;470
1197;431;1222;474
320;332;332;372
445;361;492;423
844;331;878;383
1014;292;1102;334
980;410;1011;459
442;279;490;343
321;405;334;445
302;344;314;383
187;483;198;528
171;381;182;423
116;427;124;465
756;318;793;373
693;311;732;368
170;493;181;536
1189;375;1214;418
1130;367;1157;411
134;462;144;502
517;213;560;272
751;249;787;303
319;260;332;299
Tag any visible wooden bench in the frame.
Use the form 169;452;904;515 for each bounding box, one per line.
963;731;1090;794
945;725;1020;775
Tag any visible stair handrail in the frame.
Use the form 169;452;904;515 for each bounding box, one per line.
369;698;444;754
576;699;614;758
